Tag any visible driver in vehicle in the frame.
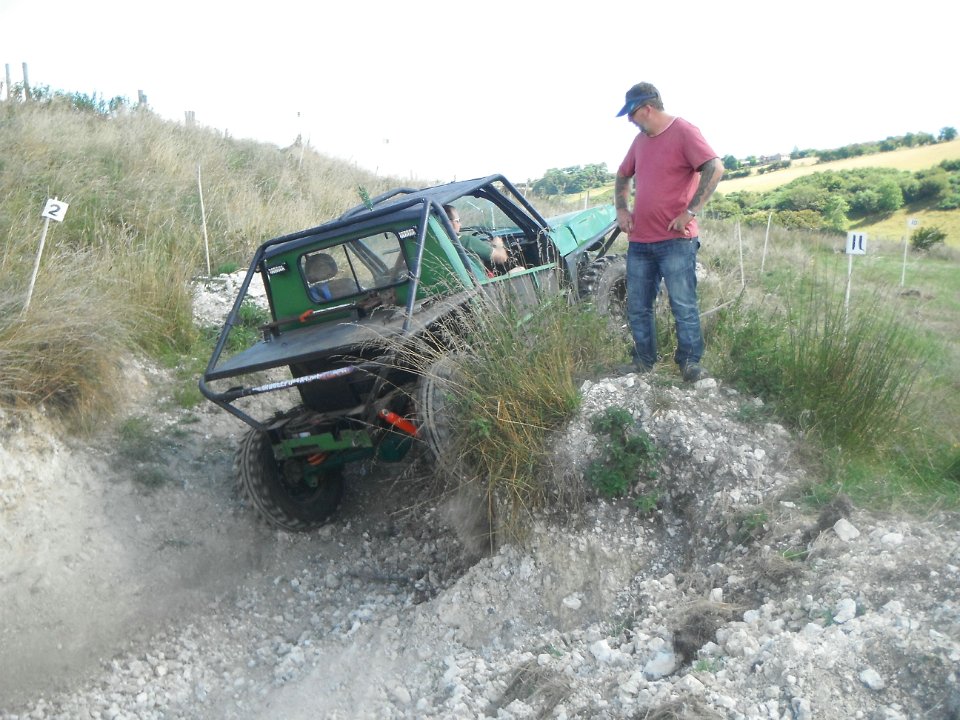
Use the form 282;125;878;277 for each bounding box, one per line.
443;204;510;269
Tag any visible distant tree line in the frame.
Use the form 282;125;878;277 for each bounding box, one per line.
531;164;613;196
805;127;957;162
710;160;960;235
720;128;958;177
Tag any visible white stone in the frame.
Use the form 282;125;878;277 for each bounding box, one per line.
642;649;677;679
562;594;582;610
833;598;858;624
390;684;412;704
589;639;618;664
881;532;904;546
859;667;886;690
833;518;860;541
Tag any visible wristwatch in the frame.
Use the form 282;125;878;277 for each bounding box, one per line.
686;208;697;217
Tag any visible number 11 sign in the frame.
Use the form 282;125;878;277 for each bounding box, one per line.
846;231;867;255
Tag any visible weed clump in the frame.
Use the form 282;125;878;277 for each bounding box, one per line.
584;406;662;498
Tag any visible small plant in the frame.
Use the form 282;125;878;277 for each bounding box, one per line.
633;492;660;515
215;261;242;275
734;509;769;544
693;658;724;673
213;299;271;353
538;644;564;658
813;609;836;627
134;465;173;490
584;406;661;497
116;415;174;490
117;415;162;462
358;185;373;210
910;225;946;252
733;399;773;425
946;446;960;484
781;547;810;561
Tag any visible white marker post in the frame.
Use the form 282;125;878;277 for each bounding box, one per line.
760;211;772;273
902;218;919;287
844;231;867;333
198;163;211;276
24;197;70;312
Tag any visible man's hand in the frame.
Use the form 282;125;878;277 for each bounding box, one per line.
616;208;634;234
490;237;509;264
668;210;695;236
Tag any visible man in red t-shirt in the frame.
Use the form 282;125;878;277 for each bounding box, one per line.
613;82;724;382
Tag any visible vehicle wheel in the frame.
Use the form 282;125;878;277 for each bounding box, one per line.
579;254;628;323
235;422;344;532
417;355;464;463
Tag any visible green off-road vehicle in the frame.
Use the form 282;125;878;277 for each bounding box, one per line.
200;175;627;531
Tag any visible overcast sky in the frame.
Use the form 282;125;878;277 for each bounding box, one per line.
3;0;956;183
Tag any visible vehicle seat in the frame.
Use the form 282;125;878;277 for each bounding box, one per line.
304;252;338;283
303;253;361;302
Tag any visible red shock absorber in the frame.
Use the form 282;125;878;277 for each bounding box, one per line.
378;409;419;437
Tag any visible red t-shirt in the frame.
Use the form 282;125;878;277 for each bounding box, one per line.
617;117;717;243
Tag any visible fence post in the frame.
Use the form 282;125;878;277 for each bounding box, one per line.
198;163;211;276
21;62;30;100
736;218;745;289
761;212;772;273
3;64;10;101
900;236;908;287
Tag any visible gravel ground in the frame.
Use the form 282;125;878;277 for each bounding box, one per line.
1;275;958;719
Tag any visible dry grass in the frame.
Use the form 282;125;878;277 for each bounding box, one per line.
396;284;624;544
0;255;134;428
0;100;400;421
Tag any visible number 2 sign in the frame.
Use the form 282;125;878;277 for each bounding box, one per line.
24;198;71;312
41;198;69;222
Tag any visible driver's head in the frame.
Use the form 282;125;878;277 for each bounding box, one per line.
443;204;461;232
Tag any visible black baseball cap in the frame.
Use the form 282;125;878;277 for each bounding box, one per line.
616;83;660;117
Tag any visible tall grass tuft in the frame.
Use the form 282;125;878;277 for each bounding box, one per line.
0;253;134;427
411;285;623;542
715;276;920;453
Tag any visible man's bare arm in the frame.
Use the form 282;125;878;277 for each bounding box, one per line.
614;173;633;233
614;173;631;211
688;157;724;214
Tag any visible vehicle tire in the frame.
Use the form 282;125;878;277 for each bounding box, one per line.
579;254;628;324
235;422;344;532
417;355;464;463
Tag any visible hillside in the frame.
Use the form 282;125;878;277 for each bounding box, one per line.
717;140;960;193
1;96;959;720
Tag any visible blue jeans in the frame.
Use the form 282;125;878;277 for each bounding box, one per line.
626;238;703;369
